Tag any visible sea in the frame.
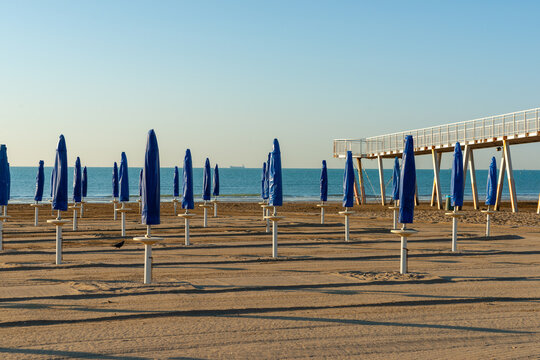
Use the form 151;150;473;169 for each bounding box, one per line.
6;167;540;204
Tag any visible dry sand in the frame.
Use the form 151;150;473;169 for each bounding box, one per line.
0;201;538;359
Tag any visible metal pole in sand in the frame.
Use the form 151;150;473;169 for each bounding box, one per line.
0;213;11;250
47;211;69;265
317;201;328;224
69;204;80;231
481;205;496;237
80;198;86;218
265;206;284;258
388;200;399;230
178;210;196;246
446;207;464;252
137;197;142;214
112;198;119;220
172;197;179;216
116;202;131;237
391;224;418;274
30;201;44;226
199;201;213;227
212;197;218;217
133;225;162;284
338;208;355;242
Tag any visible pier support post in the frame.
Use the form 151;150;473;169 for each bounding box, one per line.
463;145;479;210
377;156;386;206
431;150;442;209
495;150;506;211
355;158;366;205
495;140;518;212
503;140;518;212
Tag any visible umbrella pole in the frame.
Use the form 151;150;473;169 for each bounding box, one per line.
203;201;208;227
0;219;3;251
486;205;491;237
185;210;191;246
173;197;177;216
452;207;458;252
272;208;278;258
321;205;325;224
401;224;407;274
213;197;218;218
345;210;350;242
80;198;84;218
34;201;39;227
113;198;118;220
144;225;152;284
121;202;126;237
72;206;78;231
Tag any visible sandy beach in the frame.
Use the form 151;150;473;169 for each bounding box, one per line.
0;201;538;359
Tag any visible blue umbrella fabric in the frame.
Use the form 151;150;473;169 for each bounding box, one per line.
264;153;271;199
141;130;160;225
119;152;129;202
173;166;180;197
261;162;267;200
399;136;416;224
320;160;328;202
82;166;88;198
112;162;119;198
0;145;8;206
486;157;497;206
138;169;143;197
34;160;45;202
73;157;82;203
450;142;464;207
268;139;283;207
213;164;220;197
343;151;355;207
182;149;194;210
392;157;400;201
50;166;55;198
202;158;211;201
52;135;68;212
6;163;10;200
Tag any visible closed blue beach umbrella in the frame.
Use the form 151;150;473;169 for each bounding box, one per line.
139;169;143;197
6;163;10;200
119;152;129;202
73;157;82;203
213;164;220;197
82;166;88;198
202;158;211;201
141;130;160;225
112;162;119;198
261;162;267;200
268;139;282;207
320;160;328;202
264;153;271;199
182;149;194;210
399;136;416;223
50;166;55;198
0;145;8;206
343;151;355;208
450;142;464;207
52;135;68;212
486;157;497;206
392;157;400;201
173;166;180;197
34;160;45;202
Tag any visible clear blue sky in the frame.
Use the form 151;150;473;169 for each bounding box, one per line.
1;0;539;169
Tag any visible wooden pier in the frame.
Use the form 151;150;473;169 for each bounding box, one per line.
334;107;540;212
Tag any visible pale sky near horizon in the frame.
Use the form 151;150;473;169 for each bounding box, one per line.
1;0;540;170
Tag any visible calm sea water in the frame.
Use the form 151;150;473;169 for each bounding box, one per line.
6;167;539;203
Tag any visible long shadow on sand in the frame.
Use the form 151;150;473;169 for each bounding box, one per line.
0;347;148;359
229;313;532;335
0;296;537;330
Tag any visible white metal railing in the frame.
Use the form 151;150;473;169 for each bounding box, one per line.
334;107;540;158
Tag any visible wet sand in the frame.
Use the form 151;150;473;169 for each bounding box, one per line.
0;201;538;359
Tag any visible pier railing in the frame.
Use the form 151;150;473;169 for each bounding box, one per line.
334;107;540;158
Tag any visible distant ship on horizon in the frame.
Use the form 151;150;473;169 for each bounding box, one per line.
229;165;245;169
